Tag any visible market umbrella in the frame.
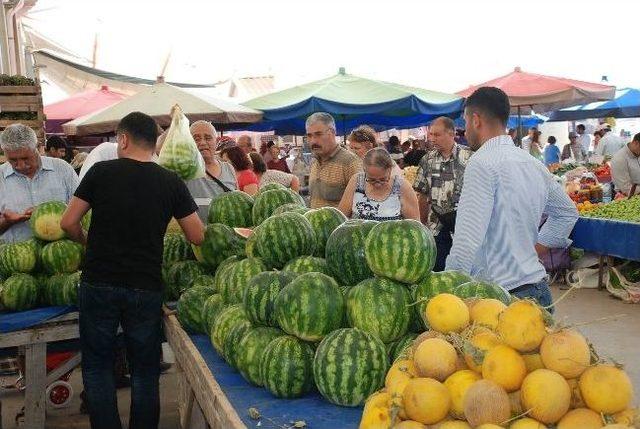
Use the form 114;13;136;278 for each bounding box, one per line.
44;85;127;134
454;113;547;129
548;88;640;121
62;78;263;136
241;67;464;135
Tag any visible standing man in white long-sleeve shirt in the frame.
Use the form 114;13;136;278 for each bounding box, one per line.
596;124;625;157
446;87;579;308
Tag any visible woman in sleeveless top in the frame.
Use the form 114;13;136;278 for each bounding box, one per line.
338;147;419;221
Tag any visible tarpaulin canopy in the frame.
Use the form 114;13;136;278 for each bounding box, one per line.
62;79;263;136
455;113;547;129
44;85;127;133
548;88;640;121
241;68;464;135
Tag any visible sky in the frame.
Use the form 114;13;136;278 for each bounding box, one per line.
24;0;640;103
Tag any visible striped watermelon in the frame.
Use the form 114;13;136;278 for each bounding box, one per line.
29;200;67;241
454;281;512;305
0;240;37;275
386;333;418;362
260;183;287;193
303;207;347;256
273;203;309;216
163;233;194;265
177;286;217;333
237;327;285;386
219;258;267;304
200;224;246;271
282;256;330;276
81;210;92;231
313;327;389;407
275;272;344;342
260;335;315;399
346;278;412;343
413;270;474;329
34;273;49;305
252;189;302;225
364;219;436;284
174;261;208;295
243;271;298;327
255;212;316;269
223;321;253;368
45;274;68;306
63;271;81;306
158;133;204;180
40;240;83;275
325;220;378;286
210;304;249;356
244;227;261;258
191;274;215;290
202;293;225;333
208;191;254;228
213;256;240;292
0;273;38;311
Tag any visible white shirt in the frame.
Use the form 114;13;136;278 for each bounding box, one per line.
596;133;626;157
577;133;592;154
78;142;159;181
610;145;640;196
521;136;532;153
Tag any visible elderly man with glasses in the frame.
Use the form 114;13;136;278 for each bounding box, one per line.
306;112;362;208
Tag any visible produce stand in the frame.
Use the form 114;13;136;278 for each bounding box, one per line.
163;309;362;429
0;82;46;144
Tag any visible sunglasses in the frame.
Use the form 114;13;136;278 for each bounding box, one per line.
365;175;390;184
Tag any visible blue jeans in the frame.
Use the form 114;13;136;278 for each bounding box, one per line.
434;227;453;272
79;282;163;429
511;280;554;312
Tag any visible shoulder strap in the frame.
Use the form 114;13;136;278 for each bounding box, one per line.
206;170;233;193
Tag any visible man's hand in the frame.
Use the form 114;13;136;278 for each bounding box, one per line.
1;209;31;224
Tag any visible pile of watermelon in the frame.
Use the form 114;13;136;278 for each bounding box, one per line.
0;201;85;312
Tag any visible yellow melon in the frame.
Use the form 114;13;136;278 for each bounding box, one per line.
469;298;507;329
556;408;604;429
540;330;591;379
509;417;548;429
412;330;447;355
392;421;426;429
475;425;503;429
521;369;571;424
386;359;417;389
414;338;458;381
444;370;482;419
482;345;527;392
425;293;470;333
601;425;632;429
566;378;586;409
496;300;546;352
611;408;638;426
463;329;502;373
579;365;633;414
436;421;471;429
388;376;410;420
522;352;545;373
359;404;396;429
463;380;510;427
509;390;524;415
403;378;451;425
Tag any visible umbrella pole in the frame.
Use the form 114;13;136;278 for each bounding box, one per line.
517;106;522;146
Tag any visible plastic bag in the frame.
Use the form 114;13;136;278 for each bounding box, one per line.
607;262;640;304
158;105;205;180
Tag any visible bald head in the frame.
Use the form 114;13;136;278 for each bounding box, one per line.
190;120;217;164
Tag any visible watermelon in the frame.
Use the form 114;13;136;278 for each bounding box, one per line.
173;261;207;295
158;131;203;180
0;240;37;275
275;272;344;342
413;270;474;329
45;274;68;306
282;256;330;276
325;219;378;286
364;219;436;284
40;240;83;275
200;224;246;271
252;189;302;225
81;210;92;231
219;258;267;304
386;333;418;363
0;273;38;311
273;203;309;216
260;183;287;193
243;271;298;327
244;227;261;258
201;293;225;333
223;320;252;368
255;212;316;269
213;256;240;293
210;304;249;356
313;327;389;407
33;272;49;305
62;271;81;306
260;335;315;399
237;327;285;386
191;274;216;291
454;280;512;305
208;191;254;228
346;278;412;343
303;207;346;257
163;233;194;265
177;286;217;333
29;200;67;241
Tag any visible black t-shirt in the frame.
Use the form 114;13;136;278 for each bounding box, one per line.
75;158;197;291
403;149;427;167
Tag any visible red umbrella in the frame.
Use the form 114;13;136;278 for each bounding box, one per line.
44;85;127;134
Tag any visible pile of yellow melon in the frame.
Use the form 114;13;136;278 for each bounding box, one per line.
359;293;637;429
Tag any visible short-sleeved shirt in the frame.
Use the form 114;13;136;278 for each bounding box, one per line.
185;161;237;222
75;158;197;291
259;169;295;189
309;146;362;209
0;156;79;243
544;144;561;166
237;169;259;192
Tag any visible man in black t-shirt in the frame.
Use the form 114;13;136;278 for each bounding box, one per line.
61;112;204;429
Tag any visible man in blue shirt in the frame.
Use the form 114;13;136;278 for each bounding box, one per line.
544;136;561;166
446;87;578;307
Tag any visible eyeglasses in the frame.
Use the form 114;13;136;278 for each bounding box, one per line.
306;128;333;139
365;175;390;185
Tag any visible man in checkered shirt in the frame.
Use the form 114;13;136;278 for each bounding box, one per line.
413;117;472;271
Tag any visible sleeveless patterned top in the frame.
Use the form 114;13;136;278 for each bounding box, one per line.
352;173;402;221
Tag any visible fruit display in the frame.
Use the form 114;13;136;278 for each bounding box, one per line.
582;196;640;223
207;190;254;228
252;188;304;225
303;206;347;256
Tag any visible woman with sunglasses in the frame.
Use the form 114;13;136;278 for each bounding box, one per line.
338;147;420;221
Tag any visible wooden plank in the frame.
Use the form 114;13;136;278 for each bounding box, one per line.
189;402;209;429
0;321;79;348
163;311;246;429
0;86;39;94
0;95;41;104
0;119;43;128
24;343;46;429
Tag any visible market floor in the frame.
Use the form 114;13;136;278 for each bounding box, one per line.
0;287;638;428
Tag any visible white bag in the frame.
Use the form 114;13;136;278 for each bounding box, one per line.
158;105;205;180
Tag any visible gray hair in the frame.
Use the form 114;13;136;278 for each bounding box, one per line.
0;124;38;152
363;147;394;170
305;112;336;133
432;116;456;132
189;120;217;135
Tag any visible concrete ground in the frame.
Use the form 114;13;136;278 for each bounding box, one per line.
0;287;638;428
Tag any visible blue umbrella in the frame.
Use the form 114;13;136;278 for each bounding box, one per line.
454;114;547;129
548;88;640;121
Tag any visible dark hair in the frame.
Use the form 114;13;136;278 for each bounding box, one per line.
594;130;603;138
45;135;67;151
532;130;541;144
577;124;586;131
547;136;557;144
267;141;275;148
388;135;401;146
464;87;510;126
222;145;251;171
348;125;377;147
508;128;516;134
633;132;640;143
249;152;267;174
116;112;158;149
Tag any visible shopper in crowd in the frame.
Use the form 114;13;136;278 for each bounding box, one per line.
413;116;472;271
446;87;578;307
266;143;291;173
249;152;300;192
221;145;259;195
347;125;402;176
520;126;537;153
610;132;640;196
387;135;404;164
593;130;603;152
60;112;204;429
338;147;419;221
455;128;468;146
401;140;411;154
596;124;626;157
576;124;591;155
568;131;586;162
403;140;427;167
71;151;88;175
529;129;543;161
45;135;69;159
306;112;362;208
507;128;518;145
543;136;561;166
236;134;254;154
262;141;275;163
0;124;78;242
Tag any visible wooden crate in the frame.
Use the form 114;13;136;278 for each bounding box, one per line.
0;83;46;144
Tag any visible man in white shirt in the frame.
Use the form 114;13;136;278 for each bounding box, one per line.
610;132;640;196
596;124;626;157
520;126;537;153
576;124;591;155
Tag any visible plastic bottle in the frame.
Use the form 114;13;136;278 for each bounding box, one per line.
602;182;612;203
